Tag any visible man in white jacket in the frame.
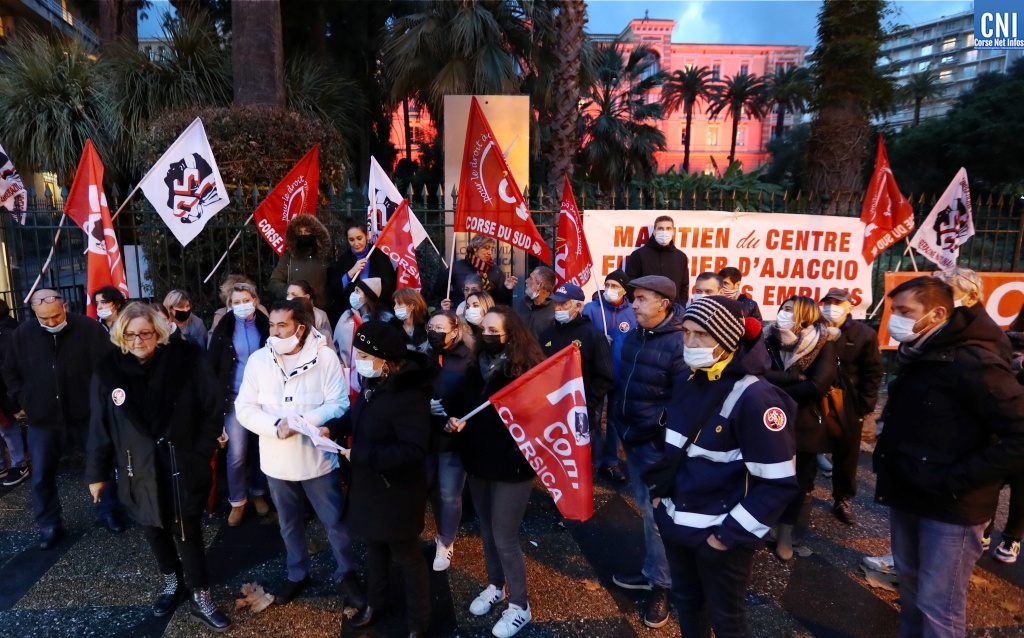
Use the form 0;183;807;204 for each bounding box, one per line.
236;299;362;607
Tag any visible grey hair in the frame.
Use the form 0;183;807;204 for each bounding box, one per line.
933;267;984;299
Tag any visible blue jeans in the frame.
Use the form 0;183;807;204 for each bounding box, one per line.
623;440;672;589
428;451;467;548
224;410;267;507
267;470;355;583
0;422;26;469
27;426;117;530
890;508;987;638
592;400;622;468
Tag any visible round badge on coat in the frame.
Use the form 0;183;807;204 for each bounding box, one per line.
618;321;630;333
112;388;126;406
763;407;786;431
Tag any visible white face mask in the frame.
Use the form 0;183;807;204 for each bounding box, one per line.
775;310;795;331
722;287;740;300
349;291;365;311
604;288;622;304
355;358;382;378
465;307;482;325
821;304;846;325
232;302;255;319
684;345;720;369
268;329;301;355
554;309;573;324
394;306;409;321
888;310;934;344
654;229;674;246
527;288;539;300
97;308;114;320
953;297;964;308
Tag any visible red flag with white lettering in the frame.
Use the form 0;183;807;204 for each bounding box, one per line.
455;97;550;263
254;145;319;256
64;140;129;319
860;134;915;264
554;175;593;287
487;344;592;521
374;199;422;290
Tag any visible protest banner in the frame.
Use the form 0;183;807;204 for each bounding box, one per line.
877;271;1024;349
583;210;872;320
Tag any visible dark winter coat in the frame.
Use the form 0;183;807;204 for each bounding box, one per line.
86;340;221;529
737;294;762;322
0;315;20;416
268;215;333;302
327;352;438;542
446;257;513;306
207;311;270;414
625;236;690;305
517;296;556;341
431;340;474;454
325;247;397;324
582;296;637;376
538;314;614;412
764;326;839;454
834;316;883;418
611;304;688;446
874;308;1024;525
2;313;113;430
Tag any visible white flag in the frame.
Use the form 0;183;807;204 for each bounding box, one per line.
909;167;974;271
138;118;229;246
0;142;27;223
367;156;430;248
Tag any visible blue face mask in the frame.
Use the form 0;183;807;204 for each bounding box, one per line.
349;292;365;311
40;320;67;334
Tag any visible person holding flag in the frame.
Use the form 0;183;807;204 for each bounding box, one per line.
444;307;546;638
326;217;397;324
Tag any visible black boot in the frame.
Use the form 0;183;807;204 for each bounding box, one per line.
338;572;366;610
353;605;379;628
153;572;184;617
189;589;230;632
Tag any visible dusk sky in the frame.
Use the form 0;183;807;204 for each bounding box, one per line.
141;1;977;48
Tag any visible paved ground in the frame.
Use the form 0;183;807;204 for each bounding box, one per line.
0;420;1021;638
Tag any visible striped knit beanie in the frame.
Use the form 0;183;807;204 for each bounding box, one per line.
683;296;745;352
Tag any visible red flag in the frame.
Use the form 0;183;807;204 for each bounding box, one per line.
374;199;422;290
255;145;319;256
860;134;915;264
64;140;129;319
455;97;551;263
488;344;593;521
554;176;593;287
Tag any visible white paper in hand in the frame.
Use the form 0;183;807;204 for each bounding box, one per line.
288;414;345;454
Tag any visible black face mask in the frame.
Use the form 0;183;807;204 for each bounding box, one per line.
296;235;316;251
480;334;506;355
428;331;453;353
174;309;191;322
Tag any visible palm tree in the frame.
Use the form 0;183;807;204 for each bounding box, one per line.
899;70;944;125
232;0;286;107
707;73;769;165
661;65;714;175
766;66;812;140
580;42;666;195
544;0;589;199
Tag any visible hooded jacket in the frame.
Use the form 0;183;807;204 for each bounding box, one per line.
268;214;333;303
654;337;798;549
2;313;114;430
625;236;690;305
327;352;438;542
235;331;348;482
874;307;1024;525
539;314;614;411
611;304;688;446
86;340;220;529
582;295;636;377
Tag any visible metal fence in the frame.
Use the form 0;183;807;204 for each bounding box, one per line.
2;184;1021;327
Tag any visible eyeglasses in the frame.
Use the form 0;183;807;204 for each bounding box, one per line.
30;295;62;306
426;326;453;333
123;331;156;342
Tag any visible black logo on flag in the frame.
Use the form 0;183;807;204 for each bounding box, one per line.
163;153;221;223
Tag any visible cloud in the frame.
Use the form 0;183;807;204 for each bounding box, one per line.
672;2;723;43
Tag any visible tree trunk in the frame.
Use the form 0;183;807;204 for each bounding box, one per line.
729;108;740;164
913;99;922;126
97;0;140;51
404;98;413;161
775;104;786;140
545;1;588;202
803;105;871;214
232;0;286;108
683;100;694;174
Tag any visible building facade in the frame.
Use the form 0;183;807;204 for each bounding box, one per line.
878;10;1023;129
0;0;97;49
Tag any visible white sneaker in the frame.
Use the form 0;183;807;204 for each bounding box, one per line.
492;603;531;638
861;553;895;574
433;539;454;571
469;584;506;616
994;539;1021;564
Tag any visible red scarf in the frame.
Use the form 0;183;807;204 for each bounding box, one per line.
468;250;496;292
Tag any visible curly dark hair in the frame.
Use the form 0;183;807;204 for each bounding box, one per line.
472;305;545;378
93;286;127;311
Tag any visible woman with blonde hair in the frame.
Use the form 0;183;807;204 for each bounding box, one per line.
763;296;839;561
86;303;228;630
446;235;514;306
463;291;495;339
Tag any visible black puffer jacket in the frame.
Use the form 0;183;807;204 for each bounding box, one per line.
2;313;113;430
874;308;1024;525
328;352;438;542
834;316;883;418
207;311;270;414
625;236;690;305
86;340;221;529
325;247;397;324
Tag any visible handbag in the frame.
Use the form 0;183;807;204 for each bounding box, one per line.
817;358;853;439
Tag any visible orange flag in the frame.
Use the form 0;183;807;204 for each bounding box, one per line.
254;145;319;255
860;134;915;264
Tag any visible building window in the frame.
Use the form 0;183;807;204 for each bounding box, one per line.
145;46;152;60
942;37;956;51
736;128;746;147
939;69;953;82
921;44;933;56
988;60;1002;73
922;28;932;38
787;62;796;70
60;0;73;24
712;62;721;80
685;60;695;71
965;49;978;62
918;61;930;72
707;125;719;147
940;55;956;65
775;62;784;75
739;62;749;76
966;33;974;48
703;164;715;176
640;57;660;80
0;16;5;37
963;65;977;79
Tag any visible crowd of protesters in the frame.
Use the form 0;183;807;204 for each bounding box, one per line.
0;212;1022;638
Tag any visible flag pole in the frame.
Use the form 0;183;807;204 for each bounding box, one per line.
24;213;67;303
595;276;608;338
866;240;916;320
445;231;457;303
108;182;143;223
454;399;491;425
351;244;378;283
905;237;919;272
203;214;254;284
